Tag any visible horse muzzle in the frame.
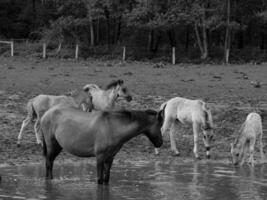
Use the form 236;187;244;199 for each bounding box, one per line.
126;96;132;102
206;146;211;159
154;139;163;148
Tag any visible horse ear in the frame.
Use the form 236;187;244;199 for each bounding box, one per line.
83;85;90;92
118;79;124;85
157;109;164;122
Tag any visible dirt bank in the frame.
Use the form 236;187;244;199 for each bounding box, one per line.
0;56;267;166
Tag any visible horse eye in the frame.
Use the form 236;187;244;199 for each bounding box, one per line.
210;135;213;139
122;88;126;92
236;153;239;157
204;135;207;139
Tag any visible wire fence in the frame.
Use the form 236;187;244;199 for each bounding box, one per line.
0;39;182;64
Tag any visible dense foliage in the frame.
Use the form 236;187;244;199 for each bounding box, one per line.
1;0;267;63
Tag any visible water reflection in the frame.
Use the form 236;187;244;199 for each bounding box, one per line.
0;161;267;200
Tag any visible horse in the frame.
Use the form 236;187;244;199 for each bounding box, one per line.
17;89;93;146
231;112;265;166
83;79;132;111
155;97;214;159
40;106;164;184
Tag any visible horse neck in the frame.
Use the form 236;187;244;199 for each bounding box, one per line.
234;123;248;147
115;113;152;143
94;88;117;109
71;92;86;106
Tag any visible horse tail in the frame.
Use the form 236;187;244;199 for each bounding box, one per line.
26;99;37;122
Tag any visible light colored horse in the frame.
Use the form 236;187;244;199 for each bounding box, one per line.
155;97;214;159
40;106;164;184
231;112;265;166
83;79;132;111
17;90;92;146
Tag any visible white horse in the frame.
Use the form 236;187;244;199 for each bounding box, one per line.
155;97;214;159
83;79;132;111
17;89;92;146
231;112;265;166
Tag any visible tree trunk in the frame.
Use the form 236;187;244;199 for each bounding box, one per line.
185;25;190;52
96;15;100;45
104;6;111;48
201;8;208;59
224;0;231;63
90;19;95;46
148;29;154;51
116;15;122;44
194;23;204;57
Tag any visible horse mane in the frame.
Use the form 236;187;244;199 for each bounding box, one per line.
108;109;157;122
105;79;124;90
233;122;246;147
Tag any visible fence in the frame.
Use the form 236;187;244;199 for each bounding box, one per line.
0;39;179;64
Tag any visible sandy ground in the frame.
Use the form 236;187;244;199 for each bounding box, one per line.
0;56;267;166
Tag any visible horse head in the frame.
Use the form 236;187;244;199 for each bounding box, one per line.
144;109;164;148
106;80;132;102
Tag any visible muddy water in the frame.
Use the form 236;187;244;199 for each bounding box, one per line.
0;161;267;200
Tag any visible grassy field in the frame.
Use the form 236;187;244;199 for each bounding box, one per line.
0;56;267;166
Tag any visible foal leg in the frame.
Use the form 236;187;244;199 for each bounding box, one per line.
96;155;105;184
154;117;174;155
34;118;42;145
170;123;179;156
103;157;114;185
248;139;256;167
193;123;200;159
17;116;32;146
259;131;265;162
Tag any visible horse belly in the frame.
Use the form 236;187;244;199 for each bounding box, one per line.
55;126;97;158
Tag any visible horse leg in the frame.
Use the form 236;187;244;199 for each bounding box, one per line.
155;117;174;155
45;140;62;179
103;157;114;185
248;139;256;167
259;130;265;162
17;116;31;146
96;155;104;184
34;118;42;145
193;123;200;159
240;143;248;166
170;123;179;156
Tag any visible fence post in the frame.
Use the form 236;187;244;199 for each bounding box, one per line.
43;43;46;59
75;44;79;59
172;47;175;65
10;41;14;57
122;46;126;62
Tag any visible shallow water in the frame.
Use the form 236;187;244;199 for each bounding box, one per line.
0;161;267;200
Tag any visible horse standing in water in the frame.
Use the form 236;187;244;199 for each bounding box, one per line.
17;89;93;146
83;79;132;111
155;97;214;159
40;107;164;184
231;112;265;166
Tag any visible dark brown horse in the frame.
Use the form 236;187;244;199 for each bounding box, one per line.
40;106;164;184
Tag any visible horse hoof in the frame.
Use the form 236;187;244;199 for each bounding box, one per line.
206;155;211;159
17;143;21;147
172;152;180;157
195;156;201;160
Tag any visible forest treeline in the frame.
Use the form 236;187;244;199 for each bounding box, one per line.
1;0;267;63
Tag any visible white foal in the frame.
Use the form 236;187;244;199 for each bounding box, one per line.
155;97;214;159
83;79;132;111
231;112;265;166
17;89;92;146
